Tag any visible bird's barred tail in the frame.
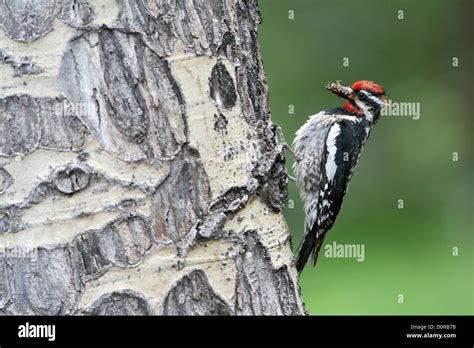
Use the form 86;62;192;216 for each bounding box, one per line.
295;229;326;273
295;231;316;273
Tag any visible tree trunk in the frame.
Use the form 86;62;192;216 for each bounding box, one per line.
0;0;304;315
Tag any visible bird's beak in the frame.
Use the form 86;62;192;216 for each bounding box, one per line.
326;81;355;100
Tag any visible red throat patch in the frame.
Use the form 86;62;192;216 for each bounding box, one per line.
351;80;385;95
343;100;364;116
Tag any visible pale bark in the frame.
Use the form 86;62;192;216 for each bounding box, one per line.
0;0;304;315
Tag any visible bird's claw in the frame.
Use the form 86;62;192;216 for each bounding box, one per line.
284;143;302;162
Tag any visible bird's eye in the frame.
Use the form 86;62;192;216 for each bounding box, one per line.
357;91;367;100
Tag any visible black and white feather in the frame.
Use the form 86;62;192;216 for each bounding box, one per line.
293;108;372;272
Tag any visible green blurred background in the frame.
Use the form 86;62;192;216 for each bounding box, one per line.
259;0;473;314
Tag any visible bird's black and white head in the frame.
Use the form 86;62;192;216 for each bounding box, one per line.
326;80;388;123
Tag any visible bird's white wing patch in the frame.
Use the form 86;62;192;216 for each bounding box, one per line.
325;123;340;182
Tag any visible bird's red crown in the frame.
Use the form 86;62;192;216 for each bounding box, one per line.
351;80;385;95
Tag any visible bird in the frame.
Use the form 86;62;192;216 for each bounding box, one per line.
292;80;388;273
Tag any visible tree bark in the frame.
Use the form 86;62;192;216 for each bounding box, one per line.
0;0;304;315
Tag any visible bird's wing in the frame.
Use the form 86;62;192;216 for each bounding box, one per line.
293;112;334;225
296;119;369;271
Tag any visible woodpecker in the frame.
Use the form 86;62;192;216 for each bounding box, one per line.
293;80;388;273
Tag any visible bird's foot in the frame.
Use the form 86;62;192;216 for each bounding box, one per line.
270;123;302;162
283;143;302;162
